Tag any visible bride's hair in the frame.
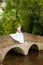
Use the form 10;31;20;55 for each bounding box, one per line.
17;23;21;28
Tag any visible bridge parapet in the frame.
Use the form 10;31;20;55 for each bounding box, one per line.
24;33;43;43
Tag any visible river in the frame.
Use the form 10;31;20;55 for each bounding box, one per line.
0;50;43;65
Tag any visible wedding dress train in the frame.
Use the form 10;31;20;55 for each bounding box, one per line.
10;31;24;43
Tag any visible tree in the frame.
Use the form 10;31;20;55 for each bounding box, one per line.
27;0;43;35
0;22;4;35
0;0;43;35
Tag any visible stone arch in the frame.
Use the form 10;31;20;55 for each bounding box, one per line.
28;44;39;53
28;44;39;60
8;47;25;55
3;46;25;61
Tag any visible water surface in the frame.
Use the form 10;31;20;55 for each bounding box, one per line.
1;51;43;65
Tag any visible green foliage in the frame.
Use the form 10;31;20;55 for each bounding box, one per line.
0;22;4;35
0;0;43;35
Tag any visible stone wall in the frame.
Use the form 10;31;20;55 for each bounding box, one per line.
24;33;43;43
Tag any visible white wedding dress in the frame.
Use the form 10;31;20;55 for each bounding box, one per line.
10;31;24;43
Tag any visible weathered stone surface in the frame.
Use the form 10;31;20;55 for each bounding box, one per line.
24;33;43;43
0;33;43;62
0;35;19;49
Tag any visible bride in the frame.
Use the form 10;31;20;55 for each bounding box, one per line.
10;23;24;43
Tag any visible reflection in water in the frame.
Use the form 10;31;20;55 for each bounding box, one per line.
0;50;43;65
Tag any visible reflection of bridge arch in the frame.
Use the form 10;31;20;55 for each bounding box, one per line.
0;42;40;62
4;44;39;61
4;47;25;61
2;45;26;62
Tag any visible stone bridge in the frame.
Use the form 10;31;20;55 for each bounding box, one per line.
0;33;43;62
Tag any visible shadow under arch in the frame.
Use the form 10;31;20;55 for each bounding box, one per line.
28;44;39;61
29;44;39;53
4;47;25;62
